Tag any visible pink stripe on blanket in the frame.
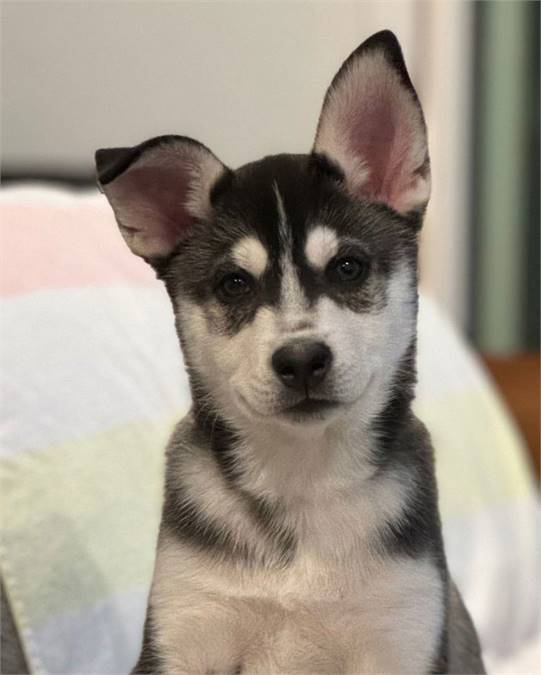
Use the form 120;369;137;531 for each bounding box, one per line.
1;200;157;296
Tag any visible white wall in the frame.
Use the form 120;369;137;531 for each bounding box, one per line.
1;0;473;328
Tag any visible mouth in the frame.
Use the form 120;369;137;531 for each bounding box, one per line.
237;392;341;422
284;398;340;415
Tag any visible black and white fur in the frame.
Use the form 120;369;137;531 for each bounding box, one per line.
96;31;485;674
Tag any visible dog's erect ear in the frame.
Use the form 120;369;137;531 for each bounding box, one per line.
313;30;430;215
95;135;228;260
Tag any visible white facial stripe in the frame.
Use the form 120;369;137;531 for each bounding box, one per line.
271;182;308;319
232;236;268;278
280;255;308;318
273;181;290;246
305;226;339;270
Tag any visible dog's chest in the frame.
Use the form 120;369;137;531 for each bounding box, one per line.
151;523;443;674
150;436;443;671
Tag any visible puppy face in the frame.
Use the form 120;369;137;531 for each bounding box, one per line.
95;30;429;431
164;155;418;428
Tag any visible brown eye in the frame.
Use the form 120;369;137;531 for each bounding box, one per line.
217;271;253;300
327;257;367;283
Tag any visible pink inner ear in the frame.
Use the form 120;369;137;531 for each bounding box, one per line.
346;92;417;211
111;165;192;252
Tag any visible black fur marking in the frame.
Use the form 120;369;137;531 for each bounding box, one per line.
161;468;255;563
210;168;235;206
161;417;254;562
161;377;297;565
375;444;445;563
349;31;420;102
370;342;448;573
244;493;297;565
193;390;297;564
95;134;223;186
162;455;296;566
370;339;418;465
131;609;162;674
194;372;293;545
190;377;245;487
95;147;134;187
161;153;418;336
364;338;454;671
308;151;345;184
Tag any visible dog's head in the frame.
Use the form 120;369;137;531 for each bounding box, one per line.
96;31;429;432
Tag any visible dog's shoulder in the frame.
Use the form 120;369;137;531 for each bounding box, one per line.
370;412;446;564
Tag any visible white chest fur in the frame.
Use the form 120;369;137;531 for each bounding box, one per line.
149;418;445;674
150;484;444;674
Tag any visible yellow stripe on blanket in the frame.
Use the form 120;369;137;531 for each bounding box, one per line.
1;413;176;625
415;390;535;517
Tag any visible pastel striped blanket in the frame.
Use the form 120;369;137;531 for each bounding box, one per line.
1;185;539;674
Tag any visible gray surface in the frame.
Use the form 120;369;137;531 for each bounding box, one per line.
1;580;29;674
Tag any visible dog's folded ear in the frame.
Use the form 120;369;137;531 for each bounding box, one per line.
95;135;228;260
313;30;430;216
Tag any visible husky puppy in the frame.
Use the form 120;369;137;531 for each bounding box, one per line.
96;30;484;675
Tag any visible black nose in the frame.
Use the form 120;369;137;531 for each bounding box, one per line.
272;340;333;391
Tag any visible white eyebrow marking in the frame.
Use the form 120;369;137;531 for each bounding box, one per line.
232;236;268;278
305;225;339;270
